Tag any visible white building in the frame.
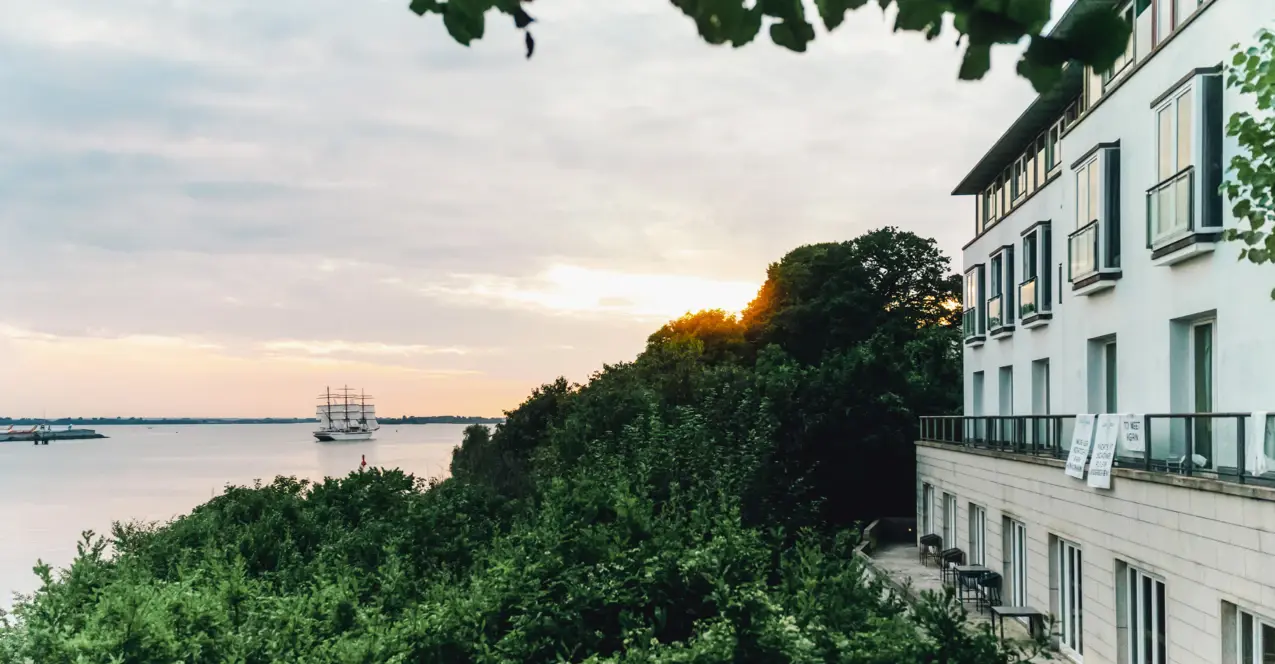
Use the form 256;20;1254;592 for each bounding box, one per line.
918;0;1275;661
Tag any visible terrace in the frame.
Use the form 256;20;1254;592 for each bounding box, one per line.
918;414;1275;489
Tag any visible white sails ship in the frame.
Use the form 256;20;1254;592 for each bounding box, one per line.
314;386;380;442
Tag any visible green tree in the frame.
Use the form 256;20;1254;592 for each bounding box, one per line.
1221;28;1275;295
407;0;1131;92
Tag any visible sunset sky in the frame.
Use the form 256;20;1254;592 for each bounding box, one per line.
0;0;1063;418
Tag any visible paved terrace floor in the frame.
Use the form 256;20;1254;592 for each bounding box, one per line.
865;542;1049;656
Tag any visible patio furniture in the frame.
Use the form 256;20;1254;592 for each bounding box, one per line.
919;534;942;566
976;572;1003;614
990;606;1047;640
939;548;965;586
953;565;990;603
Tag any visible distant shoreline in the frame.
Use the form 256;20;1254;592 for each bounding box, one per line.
0;417;505;426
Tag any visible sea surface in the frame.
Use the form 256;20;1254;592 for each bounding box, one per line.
0;423;468;608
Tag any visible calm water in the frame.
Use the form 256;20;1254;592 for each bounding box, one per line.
0;423;467;607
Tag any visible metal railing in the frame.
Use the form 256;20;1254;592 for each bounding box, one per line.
1146;166;1193;248
963;308;982;339
919;413;1275;488
1068;221;1098;281
987;295;1003;330
1019;278;1038;318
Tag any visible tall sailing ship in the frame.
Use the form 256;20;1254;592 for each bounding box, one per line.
314;386;380;442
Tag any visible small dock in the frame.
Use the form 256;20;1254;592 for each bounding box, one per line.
0;428;106;443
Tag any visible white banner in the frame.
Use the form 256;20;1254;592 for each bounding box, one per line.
1065;414;1097;479
1120;414;1145;453
1087;414;1122;489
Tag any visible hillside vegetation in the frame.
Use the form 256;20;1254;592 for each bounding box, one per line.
0;229;1016;664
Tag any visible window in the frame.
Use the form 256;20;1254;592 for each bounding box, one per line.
1035;136;1047;184
1047;124;1062;173
1004;518;1028;607
1012;160;1024;200
1055;538;1084;657
968;504;986;566
1069;146;1121;285
1150;88;1193;245
1155;0;1199;46
921;484;935;535
943;493;957;545
1233;606;1275;664
1118;563;1166;664
1104;1;1136;86
1020;224;1052;321
999;365;1014;417
1191;319;1215;462
964;265;986;341
1105;340;1119;413
989;247;1015;331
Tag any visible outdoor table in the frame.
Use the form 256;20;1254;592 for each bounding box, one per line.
953;565;990;602
989;606;1047;640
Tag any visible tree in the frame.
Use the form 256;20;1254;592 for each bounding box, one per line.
1221;28;1275;296
407;0;1131;92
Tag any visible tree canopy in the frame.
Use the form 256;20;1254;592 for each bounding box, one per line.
407;0;1132;92
0;228;990;663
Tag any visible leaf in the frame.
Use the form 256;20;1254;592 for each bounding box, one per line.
409;0;440;15
1016;56;1062;93
1061;7;1131;71
525;30;535;58
1234;51;1248;67
959;44;991;81
815;0;850;31
513;8;534;28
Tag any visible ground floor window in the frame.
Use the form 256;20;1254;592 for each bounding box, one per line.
921;484;934;535
1055;538;1083;657
968;504;986;565
943;493;957;545
1236;607;1275;664
1118;563;1166;664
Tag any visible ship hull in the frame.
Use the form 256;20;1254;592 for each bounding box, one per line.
313;430;375;442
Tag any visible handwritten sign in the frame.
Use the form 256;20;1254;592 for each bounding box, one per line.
1087;414;1122;489
1065;414;1097;479
1120;414;1145;453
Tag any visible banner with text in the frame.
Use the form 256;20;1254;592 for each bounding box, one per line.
1087;414;1122;489
1065;414;1097;479
1120;414;1145;453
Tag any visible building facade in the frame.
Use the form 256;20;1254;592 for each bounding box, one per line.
918;0;1275;661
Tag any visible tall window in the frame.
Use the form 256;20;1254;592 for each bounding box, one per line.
1004;518;1028;606
1056;539;1084;657
1077;158;1101;227
1120;564;1167;664
1104;0;1136;85
1234;607;1275;664
1047;124;1062;173
1192;320;1215;462
943;493;957;545
1151;87;1194;245
968;505;986;565
1105;340;1119;413
921;484;935;535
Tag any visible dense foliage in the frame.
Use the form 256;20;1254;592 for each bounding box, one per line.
0;228;1003;663
406;0;1131;93
1222;28;1275;296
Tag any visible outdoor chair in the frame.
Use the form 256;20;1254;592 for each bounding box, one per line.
918;534;942;566
976;572;1002;614
939;548;965;586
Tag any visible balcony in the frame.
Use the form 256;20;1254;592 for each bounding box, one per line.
918;414;1275;488
1068;221;1118;295
962;308;984;346
1017;277;1050;328
986;295;1012;337
1147;167;1219;266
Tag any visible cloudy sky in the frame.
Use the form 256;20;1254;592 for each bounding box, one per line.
0;0;1062;418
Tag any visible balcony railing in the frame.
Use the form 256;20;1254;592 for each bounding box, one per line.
962;308;983;340
1019;278;1037;318
987;295;1002;330
1068;221;1098;280
919;414;1275;488
1146;167;1194;248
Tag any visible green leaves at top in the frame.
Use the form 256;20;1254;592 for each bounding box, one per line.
1060;7;1132;72
814;0;869;32
958;44;992;81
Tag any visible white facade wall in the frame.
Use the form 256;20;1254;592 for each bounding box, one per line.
918;443;1275;664
961;0;1273;421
